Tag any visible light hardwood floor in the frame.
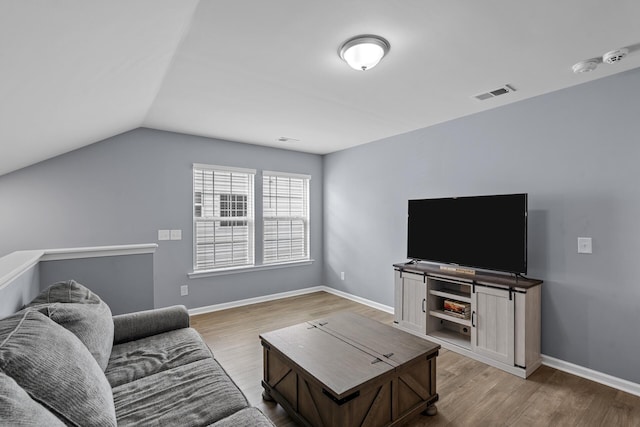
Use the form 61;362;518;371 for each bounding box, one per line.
191;291;640;426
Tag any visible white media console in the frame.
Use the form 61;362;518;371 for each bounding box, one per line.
393;262;543;378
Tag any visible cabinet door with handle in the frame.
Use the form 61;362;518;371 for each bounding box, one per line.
471;285;514;365
396;272;427;334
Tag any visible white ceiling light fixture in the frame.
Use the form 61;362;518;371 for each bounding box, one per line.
339;35;390;71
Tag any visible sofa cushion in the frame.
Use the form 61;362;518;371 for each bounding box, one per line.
0;372;66;426
106;327;212;388
0;310;117;427
112;358;249;427
208;407;275;426
27;280;114;371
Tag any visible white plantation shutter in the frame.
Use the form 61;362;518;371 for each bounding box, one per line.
263;171;310;264
193;164;255;271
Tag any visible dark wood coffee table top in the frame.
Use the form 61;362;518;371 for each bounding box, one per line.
309;311;440;368
259;311;439;399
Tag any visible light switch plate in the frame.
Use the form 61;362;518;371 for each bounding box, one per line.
170;229;182;240
577;237;592;254
158;230;171;241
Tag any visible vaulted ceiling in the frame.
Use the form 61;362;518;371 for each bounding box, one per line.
2;1;640;176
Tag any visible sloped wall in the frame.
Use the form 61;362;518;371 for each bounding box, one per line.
0;129;323;310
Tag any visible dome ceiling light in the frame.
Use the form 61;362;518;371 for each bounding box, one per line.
339;35;390;71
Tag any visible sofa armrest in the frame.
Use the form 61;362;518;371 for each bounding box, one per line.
112;305;190;345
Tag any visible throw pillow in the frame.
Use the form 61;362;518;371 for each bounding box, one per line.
30;279;104;305
0;372;66;426
0;310;117;427
27;280;114;371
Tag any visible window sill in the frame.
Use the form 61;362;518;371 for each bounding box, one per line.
188;259;314;279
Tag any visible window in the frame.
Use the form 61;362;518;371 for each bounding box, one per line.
219;194;247;227
193;164;255;271
263;171;310;264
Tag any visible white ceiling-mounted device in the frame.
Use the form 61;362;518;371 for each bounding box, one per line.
572;59;599;73
602;48;629;64
277;136;300;143
474;84;516;101
339;35;390;71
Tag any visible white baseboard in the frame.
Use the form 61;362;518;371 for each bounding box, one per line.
187;286;326;316
188;285;394;316
187;286;639;398
542;355;640;397
321;287;394;314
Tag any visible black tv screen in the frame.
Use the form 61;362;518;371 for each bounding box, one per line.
407;193;527;274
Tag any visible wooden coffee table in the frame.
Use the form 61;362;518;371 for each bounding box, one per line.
260;312;440;427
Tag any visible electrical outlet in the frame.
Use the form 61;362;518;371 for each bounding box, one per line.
578;237;592;254
158;230;170;241
340;272;345;281
180;285;188;296
170;229;182;240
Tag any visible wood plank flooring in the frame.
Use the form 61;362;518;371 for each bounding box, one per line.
191;291;640;427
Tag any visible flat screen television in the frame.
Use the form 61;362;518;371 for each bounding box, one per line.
407;193;527;274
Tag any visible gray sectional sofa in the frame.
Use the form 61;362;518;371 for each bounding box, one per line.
0;280;274;426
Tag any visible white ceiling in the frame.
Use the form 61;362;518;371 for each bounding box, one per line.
2;0;640;176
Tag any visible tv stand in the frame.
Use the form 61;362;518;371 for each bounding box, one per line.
393;262;543;378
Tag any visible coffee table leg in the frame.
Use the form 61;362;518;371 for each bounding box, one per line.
422;404;437;416
262;388;275;402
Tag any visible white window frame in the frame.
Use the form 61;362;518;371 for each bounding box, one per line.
192;164;255;272
262;171;311;265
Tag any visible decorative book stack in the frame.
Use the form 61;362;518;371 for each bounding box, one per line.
444;300;471;319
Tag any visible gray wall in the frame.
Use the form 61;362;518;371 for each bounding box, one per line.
0;128;323;310
0;253;154;317
39;254;154;315
324;67;640;384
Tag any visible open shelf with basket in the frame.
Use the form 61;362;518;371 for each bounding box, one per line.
427;276;472;350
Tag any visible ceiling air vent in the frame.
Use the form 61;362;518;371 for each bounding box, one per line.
474;84;516;101
277;136;300;143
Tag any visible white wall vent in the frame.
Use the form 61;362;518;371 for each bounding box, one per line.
474;84;516;101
